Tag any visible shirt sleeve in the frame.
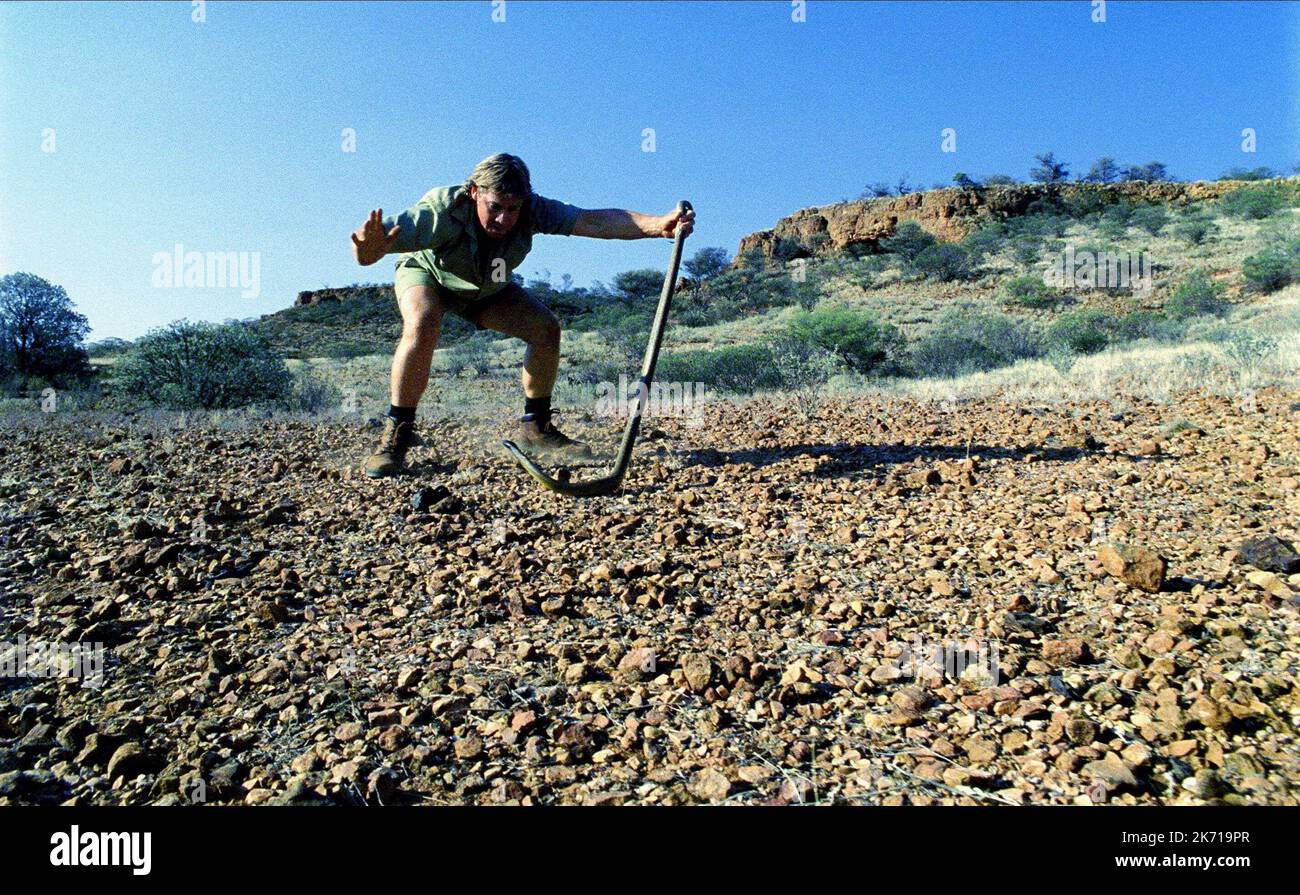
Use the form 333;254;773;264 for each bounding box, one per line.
383;197;449;254
528;192;583;236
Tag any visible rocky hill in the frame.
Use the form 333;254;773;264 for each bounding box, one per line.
735;178;1298;264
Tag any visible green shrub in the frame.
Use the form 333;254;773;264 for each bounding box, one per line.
656;344;783;393
962;220;1008;259
446;331;496;376
290;368;343;413
1111;310;1188;343
911;309;1041;377
1218;185;1285;219
1010;236;1044;268
881;221;937;262
1166;271;1230;318
768;336;844;419
1046;309;1115;355
772;237;805;262
114;320;293;409
1172;211;1218;245
1003;275;1057;309
911;243;976;282
1218;166;1277;181
1097;210;1130;241
1063;191;1108;219
1242;249;1294;293
1128;205;1169;235
784;307;906;375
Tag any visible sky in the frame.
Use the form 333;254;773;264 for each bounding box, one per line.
2;0;1298;341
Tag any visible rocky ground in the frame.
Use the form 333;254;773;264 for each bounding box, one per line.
1;387;1298;806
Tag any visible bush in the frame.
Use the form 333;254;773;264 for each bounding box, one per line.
1218;167;1276;181
290;367;343;413
446;331;496;376
1218;185;1285;219
611;269;665;304
1010;236;1044;268
656;344;783;394
962;220;1008;260
1172;210;1218;245
1046;309;1115;355
1166;271;1230;318
114;320;293;409
881;221;937;262
1111;310;1188;344
1003;275;1057;309
684;263;821;324
911;309;1041;377
1128;205;1169;235
768;336;844;419
1063;191;1109;219
1242;249;1294;294
772;237;805;263
784;307;905;375
911;243;976;282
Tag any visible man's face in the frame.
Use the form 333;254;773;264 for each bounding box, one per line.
470;184;524;240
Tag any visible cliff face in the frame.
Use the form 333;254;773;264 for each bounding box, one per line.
734;179;1286;265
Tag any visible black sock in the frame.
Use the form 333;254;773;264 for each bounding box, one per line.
523;395;551;424
388;404;416;424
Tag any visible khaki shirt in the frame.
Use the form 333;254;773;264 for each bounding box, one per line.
384;184;582;299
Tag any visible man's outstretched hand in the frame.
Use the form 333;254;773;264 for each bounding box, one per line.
351;208;401;265
659;205;695;239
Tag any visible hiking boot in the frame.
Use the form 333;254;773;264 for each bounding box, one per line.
515;414;593;461
363;417;425;478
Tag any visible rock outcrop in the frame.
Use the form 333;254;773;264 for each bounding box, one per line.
734;178;1297;266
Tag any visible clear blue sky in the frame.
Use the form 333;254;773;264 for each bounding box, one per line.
2;0;1297;341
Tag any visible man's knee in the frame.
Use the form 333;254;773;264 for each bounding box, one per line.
536;313;561;349
401;311;440;344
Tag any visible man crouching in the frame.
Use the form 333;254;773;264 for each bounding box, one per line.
350;152;695;478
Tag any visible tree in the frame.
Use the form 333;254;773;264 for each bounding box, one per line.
953;172;980;188
1218;166;1275;181
1121;161;1170;182
610;269;664;304
683;247;731;281
1030;153;1070;184
983;173;1019;186
0;272;90;386
861;182;893;198
1082;156;1120;183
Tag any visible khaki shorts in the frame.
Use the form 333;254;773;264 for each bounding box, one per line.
393;258;522;330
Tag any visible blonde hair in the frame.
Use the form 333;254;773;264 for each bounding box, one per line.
465;153;531;197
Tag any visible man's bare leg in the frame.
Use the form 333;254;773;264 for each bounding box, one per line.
391;284;446;406
363;284;444;478
474;286;561;398
476;287;589;458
